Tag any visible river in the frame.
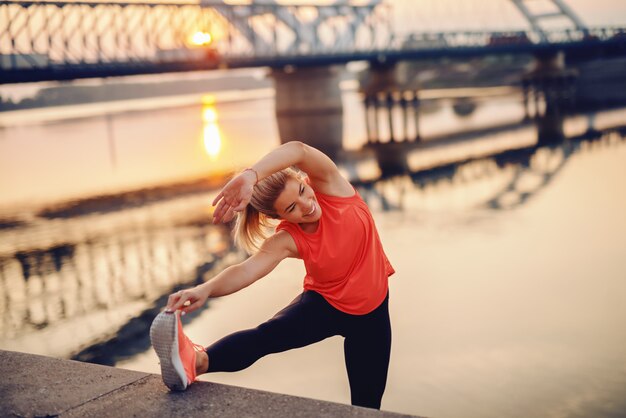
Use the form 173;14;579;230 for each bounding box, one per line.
1;80;625;418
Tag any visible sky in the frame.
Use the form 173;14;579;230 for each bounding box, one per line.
230;0;626;27
387;0;626;31
1;0;624;99
559;0;626;25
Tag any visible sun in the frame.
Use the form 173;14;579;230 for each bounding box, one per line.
191;31;212;47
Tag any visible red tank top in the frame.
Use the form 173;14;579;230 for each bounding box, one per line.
276;188;394;315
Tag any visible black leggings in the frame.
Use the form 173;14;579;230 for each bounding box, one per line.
205;290;392;409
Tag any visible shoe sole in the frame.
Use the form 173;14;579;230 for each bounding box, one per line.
149;311;188;391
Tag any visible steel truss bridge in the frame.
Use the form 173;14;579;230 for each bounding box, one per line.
1;0;626;84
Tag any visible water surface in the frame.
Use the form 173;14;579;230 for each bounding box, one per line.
1;87;625;418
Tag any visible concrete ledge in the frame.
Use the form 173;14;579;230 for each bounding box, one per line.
0;350;418;417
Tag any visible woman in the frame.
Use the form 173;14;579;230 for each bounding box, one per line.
150;141;394;409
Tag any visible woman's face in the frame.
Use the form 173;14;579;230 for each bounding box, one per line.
273;177;322;224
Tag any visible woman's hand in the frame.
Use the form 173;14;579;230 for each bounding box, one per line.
212;169;257;224
165;285;210;314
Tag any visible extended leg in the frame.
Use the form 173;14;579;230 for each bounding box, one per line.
206;291;339;373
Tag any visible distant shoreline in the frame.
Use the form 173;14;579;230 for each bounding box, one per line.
0;171;232;229
0;73;273;113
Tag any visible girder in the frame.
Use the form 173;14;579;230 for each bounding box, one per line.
0;0;394;82
0;0;625;83
510;0;587;42
205;0;385;56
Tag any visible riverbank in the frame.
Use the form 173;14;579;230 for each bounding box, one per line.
0;350;418;417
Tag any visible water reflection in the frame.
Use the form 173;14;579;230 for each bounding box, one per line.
108;108;626;418
202;101;222;159
0;201;236;359
1;88;626;417
2;100;625;361
355;98;626;214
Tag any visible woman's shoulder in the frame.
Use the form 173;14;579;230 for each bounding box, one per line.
308;172;355;199
262;229;298;257
315;186;371;216
273;225;303;258
276;219;299;232
315;187;358;202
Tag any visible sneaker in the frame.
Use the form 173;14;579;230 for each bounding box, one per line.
149;310;205;391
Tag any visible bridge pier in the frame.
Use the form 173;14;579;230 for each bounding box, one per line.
363;90;422;143
360;62;423;143
523;51;577;144
359;63;422;177
270;66;344;160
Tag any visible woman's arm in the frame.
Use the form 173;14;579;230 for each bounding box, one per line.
249;141;350;193
212;141;353;223
165;231;296;313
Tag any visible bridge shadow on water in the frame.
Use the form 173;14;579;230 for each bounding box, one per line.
349;100;626;213
358;122;626;213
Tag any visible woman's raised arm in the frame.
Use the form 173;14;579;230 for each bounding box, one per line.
212;141;352;224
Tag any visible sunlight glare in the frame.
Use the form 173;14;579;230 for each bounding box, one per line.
203;107;217;123
202;104;221;158
191;31;212;46
203;125;221;158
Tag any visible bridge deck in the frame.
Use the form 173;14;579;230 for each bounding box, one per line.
1;0;625;83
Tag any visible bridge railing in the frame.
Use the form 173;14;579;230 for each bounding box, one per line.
1;0;625;82
0;0;391;72
392;27;626;50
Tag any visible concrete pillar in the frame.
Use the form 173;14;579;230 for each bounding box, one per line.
386;92;395;142
525;51;578;144
411;93;421;141
270;65;344;160
536;103;565;144
358;62;419;176
400;94;409;142
533;90;541;118
373;96;381;143
522;79;531;120
364;95;374;143
533;51;566;74
359;62;398;96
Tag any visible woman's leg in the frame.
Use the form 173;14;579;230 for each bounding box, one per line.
206;291;340;373
343;294;392;409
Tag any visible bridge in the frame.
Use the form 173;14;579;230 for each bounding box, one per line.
1;0;626;84
2;0;625;164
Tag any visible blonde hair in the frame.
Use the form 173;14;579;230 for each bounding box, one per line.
234;168;302;254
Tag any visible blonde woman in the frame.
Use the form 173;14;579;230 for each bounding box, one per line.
150;141;394;409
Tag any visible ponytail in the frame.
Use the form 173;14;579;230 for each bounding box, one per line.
234;204;273;254
232;168;302;254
